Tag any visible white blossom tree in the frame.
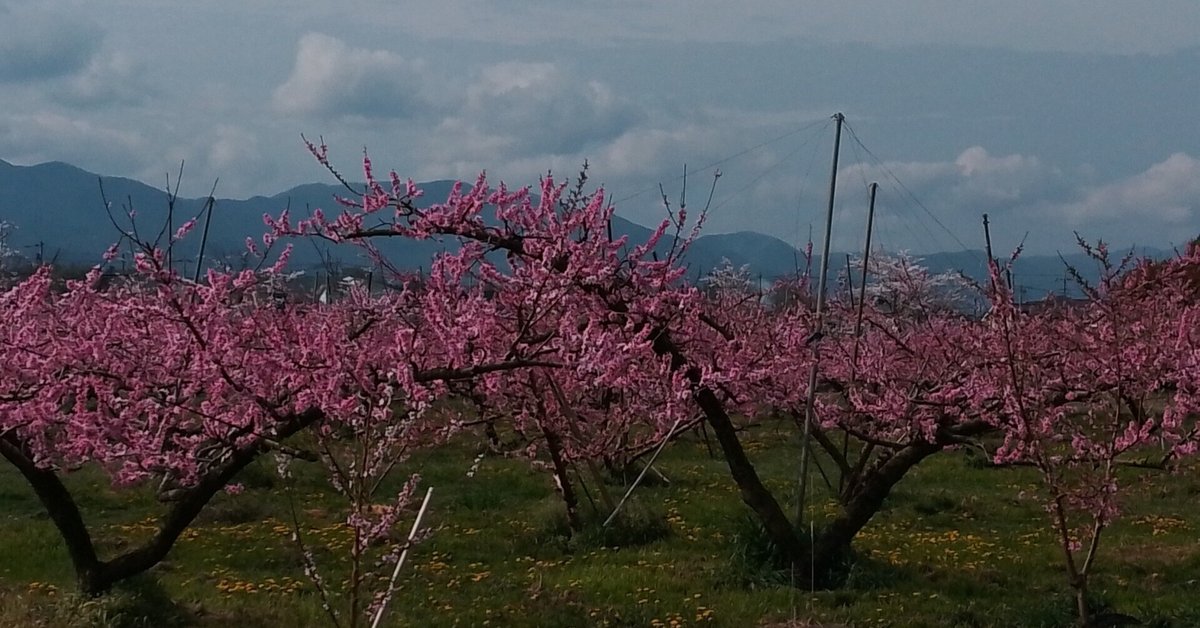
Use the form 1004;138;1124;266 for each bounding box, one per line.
852;249;980;318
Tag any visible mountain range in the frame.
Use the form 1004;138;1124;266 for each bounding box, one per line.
0;159;1171;299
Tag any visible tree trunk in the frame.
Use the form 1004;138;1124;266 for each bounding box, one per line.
692;387;808;567
542;426;582;531
0;409;322;595
0;433;104;593
810;441;941;582
648;329;807;571
1074;580;1090;627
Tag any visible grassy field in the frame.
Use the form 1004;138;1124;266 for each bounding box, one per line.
2;421;1198;627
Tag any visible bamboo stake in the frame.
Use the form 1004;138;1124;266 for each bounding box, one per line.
603;416;686;528
370;487;434;628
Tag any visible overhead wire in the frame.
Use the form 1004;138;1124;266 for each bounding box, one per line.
847;154;903;258
841;120;986;265
611;117;831;207
788;120;834;266
844;126;949;256
708;120;831;215
604;113;996;289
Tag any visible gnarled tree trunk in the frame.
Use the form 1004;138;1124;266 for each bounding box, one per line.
0;409;321;595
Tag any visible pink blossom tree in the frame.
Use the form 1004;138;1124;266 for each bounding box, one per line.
273;146;1004;586
975;244;1200;625
0;224;545;601
273;144;1200;598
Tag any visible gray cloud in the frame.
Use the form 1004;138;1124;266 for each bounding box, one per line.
0;111;148;177
348;0;1200;54
0;6;103;82
147;124;278;198
2;2;1199;256
590;137;1200;255
83;1;1200;54
54;51;154;108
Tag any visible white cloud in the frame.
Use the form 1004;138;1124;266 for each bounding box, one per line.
431;62;644;160
818;148;1200;253
580;112;829;238
954;146;1040;178
272;33;432;118
1054;152;1200;225
838;147;1070;220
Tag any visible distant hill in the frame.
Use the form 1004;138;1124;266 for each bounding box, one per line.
0;158;805;277
917;247;1172;300
0;158;463;272
0;159;1172;292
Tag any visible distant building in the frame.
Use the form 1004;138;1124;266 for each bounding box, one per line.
1018;294;1090;315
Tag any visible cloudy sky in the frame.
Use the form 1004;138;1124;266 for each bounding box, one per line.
3;1;1199;254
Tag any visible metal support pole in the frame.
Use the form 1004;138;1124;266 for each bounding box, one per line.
797;112;843;528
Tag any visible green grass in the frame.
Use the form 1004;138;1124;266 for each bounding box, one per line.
2;423;1199;627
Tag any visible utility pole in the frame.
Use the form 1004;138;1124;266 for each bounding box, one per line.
982;214;994;262
844;253;854;307
24;241;45;265
982;213;996;290
193;189;217;283
797;112;843;530
853;182;879;344
840;181;878;492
